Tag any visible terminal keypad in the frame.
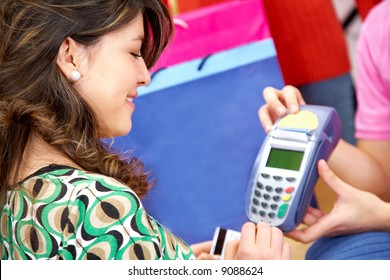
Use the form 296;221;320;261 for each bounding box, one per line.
251;173;296;221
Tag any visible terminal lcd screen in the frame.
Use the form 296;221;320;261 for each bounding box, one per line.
265;148;304;171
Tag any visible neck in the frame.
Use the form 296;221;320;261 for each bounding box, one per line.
14;133;82;182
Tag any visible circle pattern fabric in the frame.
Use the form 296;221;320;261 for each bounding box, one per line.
0;165;195;260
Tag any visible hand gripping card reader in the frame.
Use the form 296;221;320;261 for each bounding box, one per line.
246;105;341;232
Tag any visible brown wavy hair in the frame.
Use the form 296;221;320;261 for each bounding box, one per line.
0;0;173;205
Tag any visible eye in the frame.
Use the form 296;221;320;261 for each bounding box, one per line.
130;52;143;60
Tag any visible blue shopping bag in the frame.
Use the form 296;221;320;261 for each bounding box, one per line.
113;39;284;245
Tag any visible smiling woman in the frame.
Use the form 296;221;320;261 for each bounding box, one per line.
58;14;151;137
0;0;183;260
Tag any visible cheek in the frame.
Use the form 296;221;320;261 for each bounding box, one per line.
77;73;120;106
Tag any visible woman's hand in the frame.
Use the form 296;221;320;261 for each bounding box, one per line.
224;222;291;260
287;160;390;243
259;86;306;133
190;241;220;260
192;223;291;260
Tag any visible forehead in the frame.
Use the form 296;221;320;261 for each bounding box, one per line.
101;14;144;44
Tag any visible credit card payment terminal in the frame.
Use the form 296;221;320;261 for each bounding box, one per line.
246;105;341;232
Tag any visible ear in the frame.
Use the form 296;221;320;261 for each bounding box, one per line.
56;37;84;80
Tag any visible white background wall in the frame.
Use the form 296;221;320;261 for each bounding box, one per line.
332;0;362;80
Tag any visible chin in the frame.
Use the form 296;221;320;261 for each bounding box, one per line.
99;125;132;138
116;124;133;137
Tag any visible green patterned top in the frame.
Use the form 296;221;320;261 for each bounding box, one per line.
0;165;195;260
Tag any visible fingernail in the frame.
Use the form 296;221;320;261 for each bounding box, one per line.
289;104;299;113
276;107;286;116
265;124;272;132
319;160;328;170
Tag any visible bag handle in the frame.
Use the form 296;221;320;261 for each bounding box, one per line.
167;0;180;15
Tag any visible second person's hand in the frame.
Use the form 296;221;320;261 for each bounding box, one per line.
258;85;306;133
287;160;390;244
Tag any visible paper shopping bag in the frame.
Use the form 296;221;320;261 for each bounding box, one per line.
154;0;271;71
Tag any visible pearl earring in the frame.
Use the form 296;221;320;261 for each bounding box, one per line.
69;70;81;82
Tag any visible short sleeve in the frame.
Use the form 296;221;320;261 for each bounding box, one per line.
355;1;390;140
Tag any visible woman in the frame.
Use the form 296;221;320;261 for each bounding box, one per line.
0;0;290;260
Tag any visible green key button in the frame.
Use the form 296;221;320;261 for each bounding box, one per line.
277;203;289;219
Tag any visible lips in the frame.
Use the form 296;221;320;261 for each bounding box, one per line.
125;93;137;110
126;92;138;103
126;96;134;102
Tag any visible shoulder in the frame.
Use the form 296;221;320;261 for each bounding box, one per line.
22;166;144;224
356;0;390;86
365;0;390;22
360;1;390;42
45;167;144;212
31;166;141;199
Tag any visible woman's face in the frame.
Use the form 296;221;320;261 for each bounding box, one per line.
74;14;151;138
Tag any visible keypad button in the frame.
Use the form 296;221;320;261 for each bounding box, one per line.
273;196;281;202
282;194;292;202
261;173;270;179
263;194;271;200
253;198;259;206
256;182;264;189
273;176;283;181
259;211;266;217
275;187;283;194
286;177;297;182
254;190;261;197
270;204;278;210
278;204;289;219
268;212;276;219
266;186;273;192
285;187;295;194
261;202;268;209
251;207;257;214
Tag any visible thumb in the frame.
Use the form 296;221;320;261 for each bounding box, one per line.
223;240;239;260
318;159;349;196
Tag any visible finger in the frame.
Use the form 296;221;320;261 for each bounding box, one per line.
196;253;221;260
240;222;256;245
258;105;274;133
262;87;287;117
286;228;314;244
283;86;305;113
270;226;285;253
301;207;324;226
223;240;239;260
318;160;351;196
287;215;332;243
255;222;272;247
282;241;292;260
190;240;213;256
306;206;325;218
287;228;324;244
282;85;306;113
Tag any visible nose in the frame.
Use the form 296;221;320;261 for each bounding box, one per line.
138;59;151;87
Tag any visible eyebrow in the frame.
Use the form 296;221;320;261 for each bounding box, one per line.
131;35;144;41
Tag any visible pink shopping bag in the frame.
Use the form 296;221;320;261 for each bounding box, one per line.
153;0;271;71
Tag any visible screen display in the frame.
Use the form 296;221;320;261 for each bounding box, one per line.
265;148;304;171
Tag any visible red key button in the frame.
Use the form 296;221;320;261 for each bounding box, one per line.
285;187;295;194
